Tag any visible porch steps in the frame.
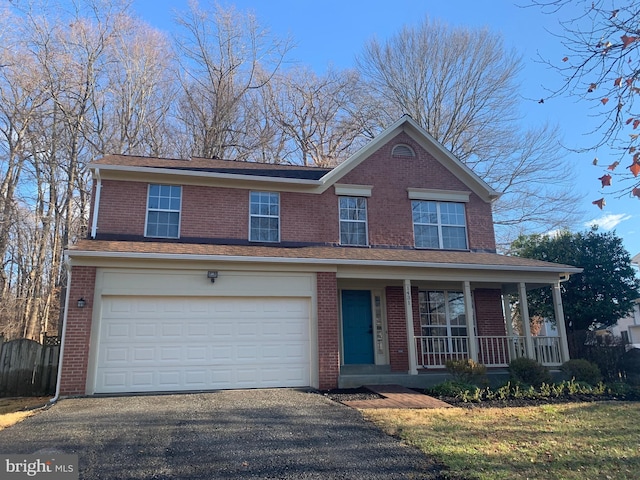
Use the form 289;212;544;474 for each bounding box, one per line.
342;384;452;409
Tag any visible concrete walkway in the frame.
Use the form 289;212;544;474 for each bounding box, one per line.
343;385;453;409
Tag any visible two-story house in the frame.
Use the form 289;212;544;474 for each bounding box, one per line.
58;116;580;396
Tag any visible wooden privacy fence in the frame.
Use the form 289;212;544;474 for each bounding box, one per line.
0;336;60;397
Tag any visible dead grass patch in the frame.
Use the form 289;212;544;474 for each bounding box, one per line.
364;401;640;480
0;397;51;430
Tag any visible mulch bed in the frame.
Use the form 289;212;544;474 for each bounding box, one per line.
320;387;639;408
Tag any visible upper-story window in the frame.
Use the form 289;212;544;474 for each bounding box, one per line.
250;191;280;242
339;196;368;246
146;184;181;238
412;200;467;249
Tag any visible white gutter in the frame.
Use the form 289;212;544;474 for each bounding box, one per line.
90;168;102;239
67;249;582;274
48;253;72;406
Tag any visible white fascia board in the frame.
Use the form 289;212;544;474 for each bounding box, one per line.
67;249;582;275
91;164;322;188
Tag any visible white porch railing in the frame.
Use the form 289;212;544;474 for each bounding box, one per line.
415;335;563;369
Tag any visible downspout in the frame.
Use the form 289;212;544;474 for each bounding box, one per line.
48;253;72;406
90;168;101;239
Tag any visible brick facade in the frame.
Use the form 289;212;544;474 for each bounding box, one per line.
316;272;339;389
474;289;507;336
93;132;496;251
59;266;96;396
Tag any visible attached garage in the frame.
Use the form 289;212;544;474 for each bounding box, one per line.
85;268;317;394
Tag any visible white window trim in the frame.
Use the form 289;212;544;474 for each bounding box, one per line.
144;184;182;239
407;188;470;203
334;184;372;197
339;196;369;246
249;191;280;243
412;200;469;250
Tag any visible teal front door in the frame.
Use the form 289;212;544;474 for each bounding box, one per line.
341;290;374;364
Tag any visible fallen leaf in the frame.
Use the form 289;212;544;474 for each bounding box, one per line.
592;198;606;209
599;174;612;187
608;161;620;170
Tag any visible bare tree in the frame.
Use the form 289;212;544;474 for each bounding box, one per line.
530;0;640;205
260;66;370;166
173;1;292;160
356;17;582;244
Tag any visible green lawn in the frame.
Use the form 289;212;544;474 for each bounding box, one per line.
363;402;640;480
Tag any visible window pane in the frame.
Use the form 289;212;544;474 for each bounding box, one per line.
412;201;437;224
249;194;279;242
146;185;181;238
440;202;466;225
442;226;467;250
414;225;439;248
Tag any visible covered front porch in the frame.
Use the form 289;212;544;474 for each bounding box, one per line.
336;267;575;389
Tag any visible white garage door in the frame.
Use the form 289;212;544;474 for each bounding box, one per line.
95;296;310;394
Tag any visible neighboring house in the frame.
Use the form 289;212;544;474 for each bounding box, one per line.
605;253;640;349
58;116;581;396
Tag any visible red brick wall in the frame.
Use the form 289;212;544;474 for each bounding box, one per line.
59;266;96;396
385;286;420;372
92;132;497;250
96;180;147;236
474;289;507;336
339;132;496;251
317;272;339;389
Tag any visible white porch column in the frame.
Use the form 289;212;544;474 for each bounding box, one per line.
502;293;516;360
519;282;535;360
404;279;418;375
552;281;571;362
463;281;478;362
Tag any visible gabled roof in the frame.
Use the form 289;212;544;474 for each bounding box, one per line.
319;115;500;202
89;116;501;201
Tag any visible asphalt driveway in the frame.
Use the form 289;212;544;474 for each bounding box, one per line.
0;389;441;479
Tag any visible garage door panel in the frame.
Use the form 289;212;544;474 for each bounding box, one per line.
95;296;310;393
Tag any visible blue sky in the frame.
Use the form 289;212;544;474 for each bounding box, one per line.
132;0;639;257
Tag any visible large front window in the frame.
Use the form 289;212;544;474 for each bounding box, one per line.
412;201;467;249
250;191;280;242
146;184;181;238
419;290;468;354
339;196;368;246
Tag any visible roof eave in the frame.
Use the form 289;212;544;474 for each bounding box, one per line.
66;249;582;275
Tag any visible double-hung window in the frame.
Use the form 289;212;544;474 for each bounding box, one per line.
419;290;468;355
146;184;181;238
339;196;368;246
412;201;467;249
250;191;280;242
